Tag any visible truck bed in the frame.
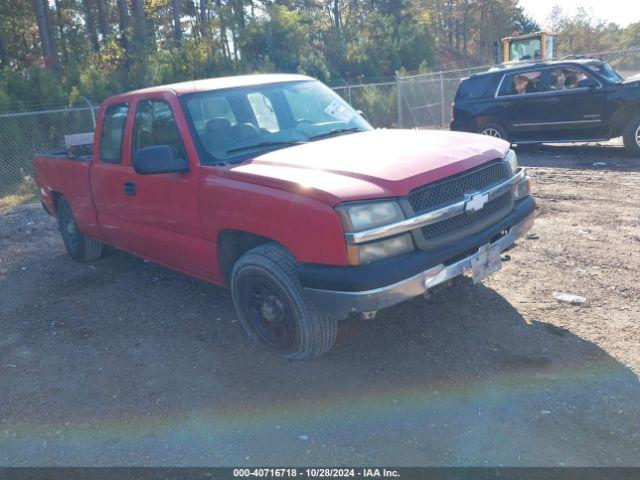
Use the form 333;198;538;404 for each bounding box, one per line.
33;152;100;237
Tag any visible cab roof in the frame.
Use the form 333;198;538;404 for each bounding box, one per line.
108;73;314;102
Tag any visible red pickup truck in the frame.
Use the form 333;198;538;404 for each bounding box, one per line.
34;74;535;359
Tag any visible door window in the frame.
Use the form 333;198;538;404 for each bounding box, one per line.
99;103;129;164
500;70;546;96
132;100;185;160
549;67;597;90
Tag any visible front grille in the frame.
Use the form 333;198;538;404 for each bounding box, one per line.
406;160;514;247
408;160;510;213
421;191;512;240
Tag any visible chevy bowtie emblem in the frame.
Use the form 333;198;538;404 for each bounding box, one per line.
464;191;489;212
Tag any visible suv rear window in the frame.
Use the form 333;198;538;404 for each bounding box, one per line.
455;75;495;100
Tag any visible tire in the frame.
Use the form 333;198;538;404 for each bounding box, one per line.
56;197;103;262
622;115;640;157
230;243;337;360
477;122;508;142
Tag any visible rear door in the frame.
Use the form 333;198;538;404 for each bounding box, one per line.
90;102;132;247
492;68;554;141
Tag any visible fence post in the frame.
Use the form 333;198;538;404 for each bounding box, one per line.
83;96;96;128
439;71;445;128
396;72;402;128
348;86;352;105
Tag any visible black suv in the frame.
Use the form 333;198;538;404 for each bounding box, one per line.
450;58;640;156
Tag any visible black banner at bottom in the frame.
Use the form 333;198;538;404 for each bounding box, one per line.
0;467;638;480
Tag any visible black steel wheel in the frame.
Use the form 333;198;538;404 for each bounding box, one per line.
56;197;103;262
239;274;296;348
230;244;337;360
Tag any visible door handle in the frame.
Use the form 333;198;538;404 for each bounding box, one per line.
497;102;511;107
123;181;136;196
541;97;560;103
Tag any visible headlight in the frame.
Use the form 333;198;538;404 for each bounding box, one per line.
504;149;517;174
336;200;405;231
348;234;414;265
513;175;532;200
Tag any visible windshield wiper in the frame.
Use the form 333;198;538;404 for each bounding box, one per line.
226;140;307;155
307;128;362;141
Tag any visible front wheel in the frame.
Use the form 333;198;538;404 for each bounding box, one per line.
478;123;508;141
230;244;337;360
622;115;640;157
57;197;103;262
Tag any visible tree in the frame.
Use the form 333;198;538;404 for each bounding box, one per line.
96;0;109;38
172;0;183;44
512;10;539;34
0;0;637;112
116;0;130;48
31;0;58;68
83;0;100;51
131;0;148;45
0;21;8;67
199;0;209;36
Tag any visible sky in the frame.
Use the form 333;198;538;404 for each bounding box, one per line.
520;0;640;28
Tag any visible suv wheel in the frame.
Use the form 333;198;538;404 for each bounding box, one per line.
57;197;103;262
622;115;640;157
230;244;337;360
478;123;508;141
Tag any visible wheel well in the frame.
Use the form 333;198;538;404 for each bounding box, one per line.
217;230;282;284
611;105;640;137
472;116;506;132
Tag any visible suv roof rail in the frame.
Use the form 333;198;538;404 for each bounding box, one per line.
560;54;599;61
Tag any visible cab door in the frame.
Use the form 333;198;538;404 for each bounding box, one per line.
541;66;606;139
115;94;209;278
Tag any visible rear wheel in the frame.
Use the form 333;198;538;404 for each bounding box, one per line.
57;197;103;262
478;122;508;141
230;244;337;360
622;115;640;157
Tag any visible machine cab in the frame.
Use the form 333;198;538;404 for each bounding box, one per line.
498;31;558;64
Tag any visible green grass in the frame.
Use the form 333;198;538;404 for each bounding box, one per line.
0;177;37;212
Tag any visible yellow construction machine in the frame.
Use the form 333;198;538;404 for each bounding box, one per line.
497;31;559;64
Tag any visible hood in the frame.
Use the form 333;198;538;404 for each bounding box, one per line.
220;129;510;206
623;73;640;85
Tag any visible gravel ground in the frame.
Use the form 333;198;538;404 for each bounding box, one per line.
0;141;639;466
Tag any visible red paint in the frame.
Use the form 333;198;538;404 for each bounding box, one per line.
33;75;510;286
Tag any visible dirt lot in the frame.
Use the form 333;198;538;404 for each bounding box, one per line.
0;142;639;466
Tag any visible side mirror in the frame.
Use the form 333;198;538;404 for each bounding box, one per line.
133;145;189;175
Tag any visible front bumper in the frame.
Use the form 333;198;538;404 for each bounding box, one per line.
303;202;535;318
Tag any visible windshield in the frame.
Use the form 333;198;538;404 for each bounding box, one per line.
183;80;372;163
585;61;624;83
509;38;542;61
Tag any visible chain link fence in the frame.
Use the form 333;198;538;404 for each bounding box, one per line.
0;104;98;210
332;81;398;129
396;66;488;129
1;47;639;210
